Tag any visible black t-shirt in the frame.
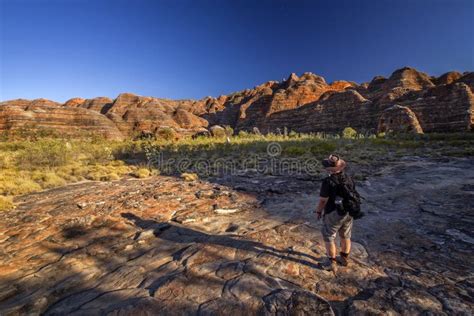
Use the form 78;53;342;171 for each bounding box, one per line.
320;172;349;214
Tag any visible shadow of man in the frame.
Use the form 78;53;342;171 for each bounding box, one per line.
121;212;322;269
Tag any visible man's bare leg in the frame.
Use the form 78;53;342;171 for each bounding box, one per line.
322;241;338;271
325;241;337;258
340;238;351;254
339;238;351;266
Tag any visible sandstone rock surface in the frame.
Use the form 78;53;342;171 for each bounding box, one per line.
1;67;473;138
377;105;423;134
255;68;473;134
0;99;124;139
0;158;473;315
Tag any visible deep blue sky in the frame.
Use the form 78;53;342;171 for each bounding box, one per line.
1;0;473;102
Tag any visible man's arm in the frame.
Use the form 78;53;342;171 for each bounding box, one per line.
315;197;328;220
317;178;330;220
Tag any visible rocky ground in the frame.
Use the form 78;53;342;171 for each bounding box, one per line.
0;157;473;315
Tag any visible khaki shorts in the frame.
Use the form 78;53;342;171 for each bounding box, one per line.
322;210;353;242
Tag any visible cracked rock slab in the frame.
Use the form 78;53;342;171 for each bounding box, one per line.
1;158;473;315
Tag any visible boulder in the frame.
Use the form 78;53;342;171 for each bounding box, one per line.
192;129;211;139
377;105;423;134
209;125;226;137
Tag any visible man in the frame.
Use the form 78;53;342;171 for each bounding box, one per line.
315;154;354;272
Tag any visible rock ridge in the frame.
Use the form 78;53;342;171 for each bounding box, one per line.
1;67;472;138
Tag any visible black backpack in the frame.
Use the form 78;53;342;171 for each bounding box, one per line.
329;173;364;220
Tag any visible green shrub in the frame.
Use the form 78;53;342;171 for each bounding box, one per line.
16;139;71;169
342;127;358;139
79;143;113;164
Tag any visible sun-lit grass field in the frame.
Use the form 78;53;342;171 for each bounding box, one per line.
0;130;472;211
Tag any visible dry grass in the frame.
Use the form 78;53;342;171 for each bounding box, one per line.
0;196;14;211
181;172;199;182
0;132;472;210
0;139;152;208
132;168;151;179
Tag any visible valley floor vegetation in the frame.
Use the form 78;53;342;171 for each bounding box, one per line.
0;129;472;210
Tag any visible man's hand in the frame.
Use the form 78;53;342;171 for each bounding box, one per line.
316;211;323;220
316;197;328;221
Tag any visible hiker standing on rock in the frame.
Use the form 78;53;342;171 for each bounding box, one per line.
315;154;363;272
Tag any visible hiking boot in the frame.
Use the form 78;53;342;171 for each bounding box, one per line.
338;252;350;267
320;257;338;272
